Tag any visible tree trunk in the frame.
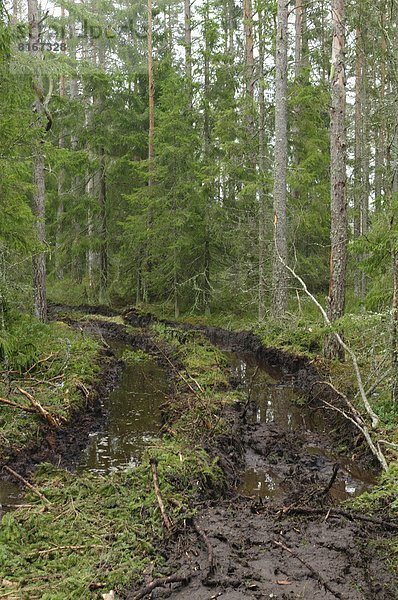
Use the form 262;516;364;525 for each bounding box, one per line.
56;5;66;279
184;0;192;101
353;27;362;297
98;147;108;303
325;0;347;360
28;0;48;322
258;9;267;322
271;0;289;318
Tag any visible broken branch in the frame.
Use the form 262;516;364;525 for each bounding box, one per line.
273;539;343;599
3;466;52;506
150;457;172;531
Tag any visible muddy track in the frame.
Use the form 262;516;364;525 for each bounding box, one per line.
119;308;398;600
6;303;396;599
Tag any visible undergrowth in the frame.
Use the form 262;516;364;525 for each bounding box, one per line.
0;322;234;598
0;314;101;456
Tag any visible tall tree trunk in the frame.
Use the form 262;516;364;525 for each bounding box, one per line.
375;7;386;209
325;0;347;359
28;0;48;322
98;147;108;303
271;0;289;317
243;0;254;99
258;8;267;322
56;4;66;279
184;0;192;102
353;26;362;297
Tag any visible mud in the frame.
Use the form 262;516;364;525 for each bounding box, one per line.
3;305;397;598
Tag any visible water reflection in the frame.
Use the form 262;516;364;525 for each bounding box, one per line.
77;347;168;474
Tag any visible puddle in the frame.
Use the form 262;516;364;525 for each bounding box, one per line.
226;353;376;501
77;342;168;474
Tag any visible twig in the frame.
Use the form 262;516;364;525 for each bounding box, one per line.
130;572;192;600
273;540;343;599
322;463;339;496
273;229;379;429
278;506;398;531
3;466;52;506
150;458;172;531
193;518;215;575
29;544;102;556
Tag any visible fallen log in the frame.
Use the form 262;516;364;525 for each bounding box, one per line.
16;387;62;427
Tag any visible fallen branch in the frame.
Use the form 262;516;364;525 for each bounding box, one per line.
193;518;215;576
278;506;398;531
130;572;192;600
152;340;204;400
3;466;52;506
273;230;379;429
16;387;62;427
322;399;388;470
29;544;102;557
273;540;343;599
0;396;38;414
150;458;172;531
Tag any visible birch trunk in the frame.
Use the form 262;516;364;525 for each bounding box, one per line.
271;0;289;317
325;0;347;359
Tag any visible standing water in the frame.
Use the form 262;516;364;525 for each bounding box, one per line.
77;342;168;474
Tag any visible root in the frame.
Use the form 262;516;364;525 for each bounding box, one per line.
130;572;192;600
278;506;398;531
273;539;343;599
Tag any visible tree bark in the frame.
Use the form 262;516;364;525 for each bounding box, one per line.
258;9;267;322
28;0;48;322
184;0;192;102
325;0;347;359
271;0;289;318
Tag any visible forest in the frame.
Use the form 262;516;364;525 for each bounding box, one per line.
1;0;398;598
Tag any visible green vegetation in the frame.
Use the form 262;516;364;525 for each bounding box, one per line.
0;324;234;598
0;314;100;455
122;348;151;365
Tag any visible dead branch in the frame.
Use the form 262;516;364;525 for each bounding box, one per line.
3;466;52;506
193;518;215;576
274;232;379;429
322;399;388;470
151;340;204;400
130;572;192;600
273;540;343;599
16;387;62;427
278;506;398;531
150;458;172;531
0;396;38;414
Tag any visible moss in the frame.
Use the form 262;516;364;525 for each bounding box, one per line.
122;348;151;365
0;321;233;598
0;317;100;457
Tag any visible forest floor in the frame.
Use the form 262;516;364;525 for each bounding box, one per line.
1;306;398;599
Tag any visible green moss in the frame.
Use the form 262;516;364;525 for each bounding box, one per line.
0;316;101;457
